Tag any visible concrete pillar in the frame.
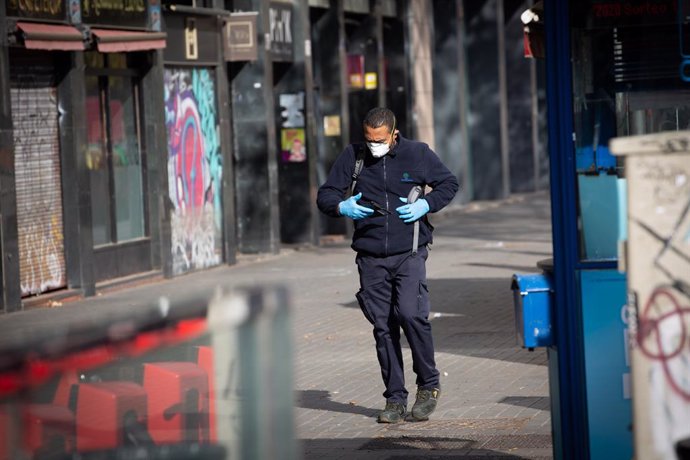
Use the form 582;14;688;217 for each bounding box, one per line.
58;52;96;296
497;0;510;198
407;0;434;148
0;42;21;312
231;0;280;254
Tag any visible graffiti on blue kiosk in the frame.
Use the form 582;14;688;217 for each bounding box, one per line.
164;68;223;274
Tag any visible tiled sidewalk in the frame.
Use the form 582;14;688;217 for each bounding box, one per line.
291;192;553;459
0;191;554;459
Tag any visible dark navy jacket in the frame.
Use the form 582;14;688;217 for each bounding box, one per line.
317;135;459;257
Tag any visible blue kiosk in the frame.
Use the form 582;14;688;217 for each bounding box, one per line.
513;1;690;459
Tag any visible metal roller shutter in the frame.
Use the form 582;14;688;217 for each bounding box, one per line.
10;56;66;296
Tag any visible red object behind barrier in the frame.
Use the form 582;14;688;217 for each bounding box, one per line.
0;318;208;400
194;346;216;442
52;371;79;408
73;382;148;452
23;404;74;456
143;362;209;444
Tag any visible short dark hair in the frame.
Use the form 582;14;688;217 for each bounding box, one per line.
363;107;396;132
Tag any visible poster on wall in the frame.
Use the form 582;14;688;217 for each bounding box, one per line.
269;1;294;61
163;67;223;275
324;115;341;137
279;92;306;162
281;128;306;163
279;92;305;127
149;1;161;31
365;72;378;90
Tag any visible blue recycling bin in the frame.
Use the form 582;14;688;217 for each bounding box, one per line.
511;261;554;350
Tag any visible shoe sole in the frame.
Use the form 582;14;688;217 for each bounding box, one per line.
377;416;405;424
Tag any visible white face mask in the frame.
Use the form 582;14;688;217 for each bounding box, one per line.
367;141;390;158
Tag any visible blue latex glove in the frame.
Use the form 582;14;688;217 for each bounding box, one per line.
339;192;374;220
396;197;430;223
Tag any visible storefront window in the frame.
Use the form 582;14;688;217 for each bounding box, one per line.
109;76;145;241
86;53;145;245
86;75;111;245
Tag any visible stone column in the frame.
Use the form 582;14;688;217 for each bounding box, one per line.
407;0;434;148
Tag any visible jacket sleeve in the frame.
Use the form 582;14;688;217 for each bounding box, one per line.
317;145;356;218
423;146;459;213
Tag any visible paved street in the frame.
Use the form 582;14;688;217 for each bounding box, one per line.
0;190;554;459
292;191;553;459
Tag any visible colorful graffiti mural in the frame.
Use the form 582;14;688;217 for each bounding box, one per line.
164;68;223;274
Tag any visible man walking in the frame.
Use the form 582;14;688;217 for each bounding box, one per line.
316;107;459;423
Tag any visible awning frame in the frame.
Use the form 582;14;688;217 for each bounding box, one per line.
92;30;167;43
90;28;167;53
13;21;86;51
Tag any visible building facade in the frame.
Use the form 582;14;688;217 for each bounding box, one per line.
0;0;171;312
0;0;544;312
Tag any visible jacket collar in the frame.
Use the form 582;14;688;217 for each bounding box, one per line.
387;133;403;157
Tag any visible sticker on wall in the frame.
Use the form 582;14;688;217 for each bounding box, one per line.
149;0;161;31
185;17;198;59
365;72;378;90
281;128;306;163
69;0;82;23
279;92;304;128
324;115;341;137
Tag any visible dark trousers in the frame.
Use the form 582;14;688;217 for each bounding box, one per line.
355;246;440;405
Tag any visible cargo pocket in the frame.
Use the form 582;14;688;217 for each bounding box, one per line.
417;282;431;318
356;289;376;325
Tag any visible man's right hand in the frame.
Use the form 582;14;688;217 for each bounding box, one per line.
339;192;374;220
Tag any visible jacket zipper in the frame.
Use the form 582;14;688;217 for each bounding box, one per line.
383;156;389;256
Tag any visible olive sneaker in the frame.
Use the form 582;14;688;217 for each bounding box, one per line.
410;387;440;421
377;401;406;423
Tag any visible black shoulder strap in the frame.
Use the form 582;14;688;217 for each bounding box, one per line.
350;143;367;195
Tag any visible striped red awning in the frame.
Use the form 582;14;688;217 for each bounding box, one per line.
17;22;85;51
91;28;166;53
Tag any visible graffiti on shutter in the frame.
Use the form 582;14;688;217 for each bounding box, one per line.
11;60;67;296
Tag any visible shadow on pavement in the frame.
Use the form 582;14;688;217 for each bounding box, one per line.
296;389;380;419
340;278;546;366
464;262;543;273
499;396;551;411
300;436;550;459
296;391;551;424
434;194;552;244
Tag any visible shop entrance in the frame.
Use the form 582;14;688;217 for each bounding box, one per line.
10;51;67;296
85;52;152;282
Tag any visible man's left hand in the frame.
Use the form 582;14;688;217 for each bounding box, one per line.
396;197;430;223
